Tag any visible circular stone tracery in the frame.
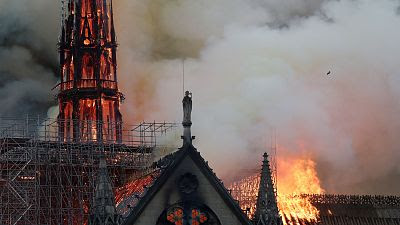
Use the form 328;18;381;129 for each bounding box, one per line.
156;202;221;225
177;173;199;194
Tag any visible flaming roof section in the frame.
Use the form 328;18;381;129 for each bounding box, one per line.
229;173;400;225
283;194;400;224
115;170;162;217
115;149;182;218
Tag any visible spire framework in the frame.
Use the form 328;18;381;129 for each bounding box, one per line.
57;0;123;143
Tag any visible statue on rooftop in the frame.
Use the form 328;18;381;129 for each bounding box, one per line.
182;91;192;126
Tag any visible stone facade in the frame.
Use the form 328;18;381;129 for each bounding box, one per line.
121;146;252;225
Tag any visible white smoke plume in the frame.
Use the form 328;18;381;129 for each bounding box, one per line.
114;0;400;195
1;0;400;195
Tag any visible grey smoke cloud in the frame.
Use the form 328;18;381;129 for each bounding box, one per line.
0;0;59;117
1;0;399;195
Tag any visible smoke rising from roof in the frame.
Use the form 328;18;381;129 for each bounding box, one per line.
1;0;399;195
115;0;400;195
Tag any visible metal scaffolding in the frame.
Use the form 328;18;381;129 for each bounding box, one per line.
0;117;178;225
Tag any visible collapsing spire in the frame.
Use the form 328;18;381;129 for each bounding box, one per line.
254;153;283;225
88;157;122;225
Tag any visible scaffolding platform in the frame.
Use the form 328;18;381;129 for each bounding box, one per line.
0;117;178;225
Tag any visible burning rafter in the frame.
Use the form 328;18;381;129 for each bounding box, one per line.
228;157;325;225
57;0;123;143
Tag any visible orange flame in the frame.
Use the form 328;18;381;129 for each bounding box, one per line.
228;156;324;224
277;157;324;223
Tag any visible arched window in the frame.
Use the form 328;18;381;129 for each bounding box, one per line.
156;201;221;225
166;207;183;225
82;53;94;80
100;50;113;81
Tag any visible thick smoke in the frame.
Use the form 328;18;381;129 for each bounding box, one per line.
1;0;400;195
0;0;59;118
114;0;400;195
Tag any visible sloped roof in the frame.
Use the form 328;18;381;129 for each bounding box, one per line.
115;169;162;217
89;158;122;225
119;144;252;225
281;194;400;225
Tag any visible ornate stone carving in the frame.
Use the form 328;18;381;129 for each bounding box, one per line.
177;173;199;194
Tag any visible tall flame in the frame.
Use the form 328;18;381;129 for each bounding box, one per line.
277;157;324;223
228;155;324;224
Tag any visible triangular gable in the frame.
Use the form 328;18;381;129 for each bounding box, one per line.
122;145;252;225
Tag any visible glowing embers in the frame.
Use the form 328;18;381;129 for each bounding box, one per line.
100;48;115;82
68;0;74;15
80;0;94;45
95;0;113;42
81;16;93;45
58;97;121;142
115;170;161;217
61;54;74;90
57;0;122;144
228;174;259;217
81;53;94;80
81;0;93;17
59;100;74;141
79;0;114;44
101;99;120;142
79;99;98;141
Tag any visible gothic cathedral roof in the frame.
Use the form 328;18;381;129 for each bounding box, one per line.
120;144;253;225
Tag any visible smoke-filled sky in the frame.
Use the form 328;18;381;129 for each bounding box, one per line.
1;0;400;195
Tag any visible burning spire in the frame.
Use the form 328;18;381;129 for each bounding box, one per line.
88;157;122;225
57;0;123;142
254;153;283;225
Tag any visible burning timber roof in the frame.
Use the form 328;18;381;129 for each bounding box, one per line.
117;145;252;225
114;145;400;225
115;170;162;217
282;194;400;225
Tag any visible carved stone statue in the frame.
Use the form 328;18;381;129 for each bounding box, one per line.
182;91;192;126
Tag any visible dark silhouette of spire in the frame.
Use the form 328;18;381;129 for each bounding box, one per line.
88;157;122;225
254;153;282;225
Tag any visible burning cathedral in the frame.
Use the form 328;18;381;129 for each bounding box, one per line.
1;0;400;225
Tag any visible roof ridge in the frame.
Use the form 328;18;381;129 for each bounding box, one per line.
185;146;253;225
121;145;252;225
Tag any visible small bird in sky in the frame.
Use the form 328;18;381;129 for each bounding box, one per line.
327;70;331;75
